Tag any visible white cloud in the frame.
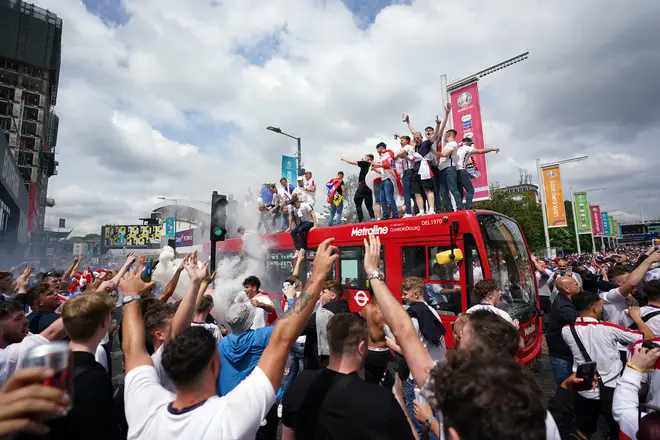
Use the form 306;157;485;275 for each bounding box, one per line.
38;0;660;234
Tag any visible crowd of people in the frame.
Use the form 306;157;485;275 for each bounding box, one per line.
1;233;660;439
252;107;500;250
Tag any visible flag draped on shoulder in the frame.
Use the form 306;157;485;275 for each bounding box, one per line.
326;178;343;206
371;150;403;198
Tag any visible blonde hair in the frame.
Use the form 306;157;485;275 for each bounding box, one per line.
400;277;424;293
62;292;115;341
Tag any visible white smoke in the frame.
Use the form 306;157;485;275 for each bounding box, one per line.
151;201;279;327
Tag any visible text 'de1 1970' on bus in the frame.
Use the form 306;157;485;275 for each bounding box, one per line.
213;210;542;364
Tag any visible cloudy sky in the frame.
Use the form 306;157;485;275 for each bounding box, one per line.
38;0;660;235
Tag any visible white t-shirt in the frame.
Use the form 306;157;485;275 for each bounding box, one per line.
95;343;109;372
456;145;477;170
378;153;396;182
465;303;514;323
600;287;632;327
437;141;459;171
296;203;314;224
124;365;276;440
151;344;176;394
0;333;49;386
250;293;275;330
191;322;223;343
398;144;415;174
303;179;316;206
292;186;307;204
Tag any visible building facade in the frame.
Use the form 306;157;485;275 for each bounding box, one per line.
0;129;29;260
0;0;62;238
500;183;539;203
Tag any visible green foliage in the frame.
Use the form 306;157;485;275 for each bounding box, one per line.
474;190;595;255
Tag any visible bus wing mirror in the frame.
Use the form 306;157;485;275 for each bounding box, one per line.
436;249;464;265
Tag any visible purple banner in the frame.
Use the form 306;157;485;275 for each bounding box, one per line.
175;229;194;247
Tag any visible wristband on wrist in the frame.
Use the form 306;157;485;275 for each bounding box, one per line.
626;361;647;374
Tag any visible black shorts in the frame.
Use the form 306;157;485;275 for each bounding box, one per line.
412;174;434;194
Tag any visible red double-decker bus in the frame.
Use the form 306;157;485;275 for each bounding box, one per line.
211;210;542;363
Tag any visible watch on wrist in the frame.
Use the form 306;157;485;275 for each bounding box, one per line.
366;270;384;281
424;417;434;429
122;294;141;305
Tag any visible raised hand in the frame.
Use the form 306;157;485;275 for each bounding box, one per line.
445;102;452;113
310;238;338;281
15;267;31;292
119;269;154;296
125;252;136;267
183;252;206;282
363;234;381;274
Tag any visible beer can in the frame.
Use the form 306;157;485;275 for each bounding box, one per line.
23;342;73;395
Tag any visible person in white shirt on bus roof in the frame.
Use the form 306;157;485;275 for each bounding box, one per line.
303;171;316;207
392;135;417;218
455;137;499;210
561;291;653;439
0;301;66;386
433;129;462;213
120;238;338;440
465;279;519;328
600;251;660;327
288;195;317;257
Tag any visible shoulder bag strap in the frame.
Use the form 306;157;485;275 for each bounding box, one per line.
569;324;605;389
629;310;660;330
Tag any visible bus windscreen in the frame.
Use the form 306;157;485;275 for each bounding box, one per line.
477;214;537;316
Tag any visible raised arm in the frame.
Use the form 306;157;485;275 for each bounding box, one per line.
159;255;187;303
363;234;434;388
169;252;205;340
404;114;417;136
471;147;500;155
61;256;83;287
97;252;137;293
120;272;156;373
619;251;660;297
431;103;451;143
340;157;358;166
292;250;305;278
257;238;338;391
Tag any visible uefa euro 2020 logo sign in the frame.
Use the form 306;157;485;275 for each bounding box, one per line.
546;170;557;178
457;92;472;107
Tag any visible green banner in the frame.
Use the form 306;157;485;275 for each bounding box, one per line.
573;192;592;234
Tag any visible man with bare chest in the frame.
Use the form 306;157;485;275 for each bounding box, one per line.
361;296;393;386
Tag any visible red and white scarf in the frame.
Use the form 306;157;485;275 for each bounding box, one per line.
370;150;403;198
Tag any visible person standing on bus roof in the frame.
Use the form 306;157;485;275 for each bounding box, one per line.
434;129;462;212
303;171;316;207
341;155;376;223
289;195;317;258
455;137;500;210
326;171;346;227
374;142;400;220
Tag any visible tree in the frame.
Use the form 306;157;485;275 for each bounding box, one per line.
322;173;360;225
84;233;101;240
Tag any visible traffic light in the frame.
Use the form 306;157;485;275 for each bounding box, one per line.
210;191;228;242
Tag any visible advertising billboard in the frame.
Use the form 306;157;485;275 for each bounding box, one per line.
175;229;194;247
601;212;611;236
102;225;162;247
541;165;567;228
449;81;490;201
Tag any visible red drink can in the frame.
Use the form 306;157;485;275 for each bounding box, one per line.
23;342;73;396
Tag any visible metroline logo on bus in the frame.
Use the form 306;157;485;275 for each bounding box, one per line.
350;224;425;237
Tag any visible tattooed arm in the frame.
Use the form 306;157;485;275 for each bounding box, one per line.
257;238;338;392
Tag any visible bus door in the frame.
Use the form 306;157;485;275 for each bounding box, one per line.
336;245;385;312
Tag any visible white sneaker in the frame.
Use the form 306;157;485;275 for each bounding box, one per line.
403;214;413;218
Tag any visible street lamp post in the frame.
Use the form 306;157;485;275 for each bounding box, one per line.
266;126;302;177
536;155;588;257
569;186;605;254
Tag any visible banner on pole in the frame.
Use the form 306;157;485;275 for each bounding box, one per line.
58;218;66;229
608;216;615;237
573;192;591;234
590;205;603;236
611;219;619;238
541;165;567;228
601;213;611;236
449;81;490;201
618;223;623;239
165;217;175;239
281;155;297;185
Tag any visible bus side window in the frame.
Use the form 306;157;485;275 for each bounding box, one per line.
339;246;384;289
426;247;462;316
402;247;426;278
306;249;337;282
265;249;296;292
